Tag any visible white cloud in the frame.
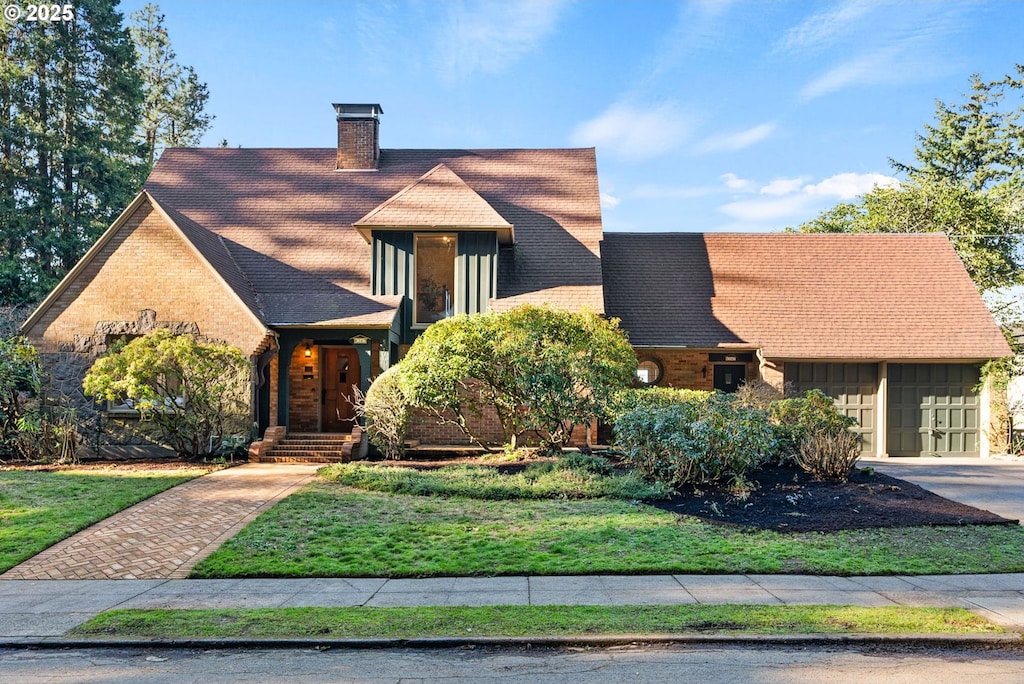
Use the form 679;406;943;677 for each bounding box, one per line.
760;176;807;196
800;47;903;100
717;172;900;224
720;172;754;191
720;194;814;222
437;1;569;83
571;102;694;161
804;172;899;200
697;123;776;153
600;192;621;209
776;0;876;53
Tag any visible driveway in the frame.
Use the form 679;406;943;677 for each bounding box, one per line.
860;457;1024;523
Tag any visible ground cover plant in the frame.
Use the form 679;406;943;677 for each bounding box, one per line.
70;605;1002;640
0;463;213;572
191;460;1024;579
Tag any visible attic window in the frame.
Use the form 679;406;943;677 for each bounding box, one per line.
414;234;456;326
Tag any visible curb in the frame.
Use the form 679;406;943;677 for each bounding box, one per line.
2;632;1021;650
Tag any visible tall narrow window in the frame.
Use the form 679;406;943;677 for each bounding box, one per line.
414;234;456;326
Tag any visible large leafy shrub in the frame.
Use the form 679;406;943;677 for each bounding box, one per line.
399;305;635;450
363;365;409;460
83;329;250;459
769;389;857;463
0;336;40;458
614;392;777;488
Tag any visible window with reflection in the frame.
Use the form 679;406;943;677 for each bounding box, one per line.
415;234;456;326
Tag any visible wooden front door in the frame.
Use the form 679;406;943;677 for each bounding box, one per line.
322;347;360;433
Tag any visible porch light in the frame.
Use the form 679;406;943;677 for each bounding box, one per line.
304;343;312;358
351;335;370;345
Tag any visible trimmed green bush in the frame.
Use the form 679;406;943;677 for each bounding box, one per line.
769;389;857;463
363;365;409;460
614;392;777;488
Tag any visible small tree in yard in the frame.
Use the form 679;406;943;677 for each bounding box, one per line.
83;329;250;459
399;305;635;451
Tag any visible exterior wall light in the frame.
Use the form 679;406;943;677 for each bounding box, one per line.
304;343;312;358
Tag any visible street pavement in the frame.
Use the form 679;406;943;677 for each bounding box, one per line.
2;457;1024;646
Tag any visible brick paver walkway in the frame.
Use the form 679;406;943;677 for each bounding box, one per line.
1;463;320;581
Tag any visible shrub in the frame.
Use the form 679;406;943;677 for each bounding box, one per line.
795;427;862;481
363;365;409;460
400;305;636;450
606;386;712;423
83;330;250;459
732;378;784;411
614;392;777;489
769;390;857;463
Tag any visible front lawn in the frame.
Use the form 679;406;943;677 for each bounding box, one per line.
70;605;1004;640
190;463;1024;578
0;465;213;572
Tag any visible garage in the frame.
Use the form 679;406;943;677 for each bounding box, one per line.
887;363;981;457
784;363;877;454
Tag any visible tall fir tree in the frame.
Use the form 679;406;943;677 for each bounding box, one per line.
799;66;1024;294
0;0;145;304
129;3;212;171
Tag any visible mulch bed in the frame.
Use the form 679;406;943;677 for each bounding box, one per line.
648;463;1017;533
366;452;1017;533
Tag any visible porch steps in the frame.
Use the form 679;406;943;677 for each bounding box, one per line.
254;432;356;464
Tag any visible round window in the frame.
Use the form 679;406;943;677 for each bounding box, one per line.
636;358;663;386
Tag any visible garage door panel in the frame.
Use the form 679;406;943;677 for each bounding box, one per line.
887;363;981;457
785;362;876;454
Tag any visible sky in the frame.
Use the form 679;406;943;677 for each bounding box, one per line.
118;0;1024;233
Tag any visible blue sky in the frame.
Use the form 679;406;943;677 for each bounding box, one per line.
120;0;1024;233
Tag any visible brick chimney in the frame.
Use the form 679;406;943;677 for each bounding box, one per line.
333;103;382;170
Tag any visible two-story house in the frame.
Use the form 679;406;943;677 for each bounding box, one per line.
20;103;1012;458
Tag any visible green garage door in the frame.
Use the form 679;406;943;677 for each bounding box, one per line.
887;364;981;457
784;363;877;454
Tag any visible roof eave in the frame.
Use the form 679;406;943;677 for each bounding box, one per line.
354;223;515;245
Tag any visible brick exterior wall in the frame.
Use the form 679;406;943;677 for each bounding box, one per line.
288;343;320;432
19;198;268;455
22;198;267;357
636;348;759;391
336;117;379;170
267;354;279;427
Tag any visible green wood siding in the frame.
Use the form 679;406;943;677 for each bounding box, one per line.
457;231;498;315
371;230;497;343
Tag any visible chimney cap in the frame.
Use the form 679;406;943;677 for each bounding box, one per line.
333;103;383;119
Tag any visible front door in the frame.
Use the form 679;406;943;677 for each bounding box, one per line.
322;347;360;432
713;364;745;393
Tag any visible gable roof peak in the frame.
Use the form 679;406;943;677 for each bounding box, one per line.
353;162;514;244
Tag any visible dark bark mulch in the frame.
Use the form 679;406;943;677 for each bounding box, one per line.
649;463;1017;533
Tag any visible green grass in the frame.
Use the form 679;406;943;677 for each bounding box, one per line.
69;605;1005;640
319;458;671;500
191;480;1024;578
0;466;212;572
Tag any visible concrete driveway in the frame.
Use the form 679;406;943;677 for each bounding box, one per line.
860;457;1024;524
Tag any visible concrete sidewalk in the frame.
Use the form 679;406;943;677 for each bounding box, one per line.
1;573;1023;644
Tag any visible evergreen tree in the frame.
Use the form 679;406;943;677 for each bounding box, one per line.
799;66;1024;294
129;3;212;170
0;0;145;304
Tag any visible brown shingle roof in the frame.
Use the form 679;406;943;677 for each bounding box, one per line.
144;147;603;325
602;232;1011;360
354;163;513;242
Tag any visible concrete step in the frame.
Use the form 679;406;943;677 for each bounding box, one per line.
255;454;347;464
